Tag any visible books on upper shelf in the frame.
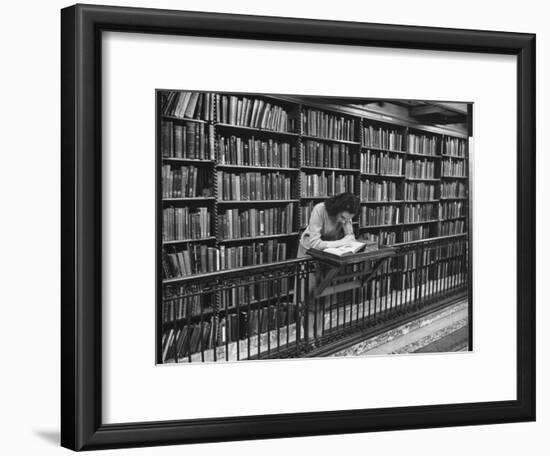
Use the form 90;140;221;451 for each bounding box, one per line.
162;91;215;121
439;201;464;219
403;203;437;224
443;137;467;158
439;220;465;236
360;205;400;227
301;171;355;197
303;140;352;168
360;179;398;202
218;170;292;201
161;120;214;160
407;133;438;156
219;240;289;270
402;225;434;242
323;240;368;256
404;182;436;201
163;206;211;241
216;94;294;132
217;135;295;167
359;230;397;247
360;150;403;175
162;164;213;198
441;181;466;198
441;158;466;177
218;205;295;240
405;159;435;179
362;125;404;151
301;108;356;141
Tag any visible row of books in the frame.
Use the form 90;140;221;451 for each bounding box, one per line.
359;231;397;247
361;151;403;175
362;126;404;151
441;159;467;177
162;165;212;198
407;133;438;156
441;181;466;198
403;203;437;223
218;206;295;240
404;182;436;201
299;202;314;228
301;172;355;197
163;206;211;241
301;108;356;141
439;201;464;219
163;240;290;278
216;95;293;132
162;286;214;322
404;159;436;179
440;220;465;236
162;91;215;121
217;135;295;168
443;137;467;157
162;321;217;362
218;171;292;201
161;120;214;160
401;249;436;271
303;141;352;168
360;205;400;227
403;225;433;242
360;180;398;202
220;279;291;310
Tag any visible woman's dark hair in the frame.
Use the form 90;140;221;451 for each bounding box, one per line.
325;192;360;217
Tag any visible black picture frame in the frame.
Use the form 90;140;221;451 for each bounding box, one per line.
61;4;536;451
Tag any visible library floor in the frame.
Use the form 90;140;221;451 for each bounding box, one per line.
330;299;468;357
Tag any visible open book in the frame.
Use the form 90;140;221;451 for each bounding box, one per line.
324;240;368;256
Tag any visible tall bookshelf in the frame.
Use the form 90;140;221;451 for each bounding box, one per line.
158;90;469;362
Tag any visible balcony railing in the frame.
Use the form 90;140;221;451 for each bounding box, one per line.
161;235;468;363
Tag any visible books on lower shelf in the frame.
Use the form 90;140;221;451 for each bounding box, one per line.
217;135;295;167
360;179;398;202
162;91;215;121
359;230;397;247
403;203;437;224
362;125;404;151
439;201;464;219
218;205;295;240
218;170;292;201
441;181;466;198
441;158;466;177
303;140;352;168
360;205;400;226
402;225;434;242
404;182;436;201
301;107;356;141
162;164;213;198
405;158;435;179
360;150;403;175
301;171;355;197
439;220;465;236
163;206;211;241
216;94;294;132
161;120;214;159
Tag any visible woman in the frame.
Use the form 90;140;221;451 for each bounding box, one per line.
296;192;360;339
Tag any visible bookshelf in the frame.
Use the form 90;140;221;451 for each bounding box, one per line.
158;90;470;361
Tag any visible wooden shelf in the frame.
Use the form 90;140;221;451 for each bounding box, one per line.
441;154;466;159
361;173;404;179
163;197;216;202
359;224;398;230
216;164;299;172
163;237;216;245
218;232;299;243
218;199;299;204
440;197;468;201
162;115;208;124
301;134;360;146
402;220;440;226
441;175;467;179
215;122;300;138
361;200;405;204
162;157;215;164
301;165;359;173
405;151;440;159
404;177;440;182
403;200;439;203
361;145;407;155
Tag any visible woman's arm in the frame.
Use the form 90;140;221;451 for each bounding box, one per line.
300;205;347;250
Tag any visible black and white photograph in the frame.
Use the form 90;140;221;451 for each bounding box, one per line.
157;91;472;363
